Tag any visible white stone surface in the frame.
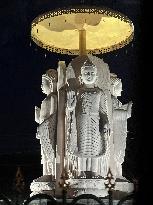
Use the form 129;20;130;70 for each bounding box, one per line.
31;55;133;197
30;181;55;192
66;58;111;177
67;178;133;197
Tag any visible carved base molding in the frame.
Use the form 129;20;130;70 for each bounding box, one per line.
30;177;133;198
67;178;134;197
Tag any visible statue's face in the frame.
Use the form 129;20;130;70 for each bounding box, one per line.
81;65;97;85
114;82;122;97
41;78;53;95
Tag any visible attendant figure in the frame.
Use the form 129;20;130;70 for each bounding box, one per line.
35;69;58;176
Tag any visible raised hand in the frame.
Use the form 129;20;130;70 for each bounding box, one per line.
35;106;40;123
103;123;111;136
127;101;133;118
67;90;76;111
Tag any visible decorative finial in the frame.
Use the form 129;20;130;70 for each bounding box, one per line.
104;168;115;191
14;166;25;193
59;169;70;187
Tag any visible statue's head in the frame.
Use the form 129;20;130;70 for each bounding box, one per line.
110;73;122;97
41;69;57;95
80;60;97;85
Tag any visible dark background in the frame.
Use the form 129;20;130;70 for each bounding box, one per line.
0;0;146;203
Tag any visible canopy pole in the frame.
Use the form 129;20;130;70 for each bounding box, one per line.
79;29;86;56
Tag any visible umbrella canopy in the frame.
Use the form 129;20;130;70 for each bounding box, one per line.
31;7;134;55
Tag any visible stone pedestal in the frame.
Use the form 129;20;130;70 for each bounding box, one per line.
67;178;134;198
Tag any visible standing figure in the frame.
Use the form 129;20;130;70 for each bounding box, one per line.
66;60;110;177
111;73;132;179
35;69;58;176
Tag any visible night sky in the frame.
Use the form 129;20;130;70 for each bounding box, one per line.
0;0;147;201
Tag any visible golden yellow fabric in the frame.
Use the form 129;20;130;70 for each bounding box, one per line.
31;8;134;55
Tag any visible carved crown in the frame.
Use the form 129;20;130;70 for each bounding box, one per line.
42;69;58;83
110;73;121;87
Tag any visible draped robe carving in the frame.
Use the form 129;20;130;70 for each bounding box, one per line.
66;56;112;177
111;74;132;178
35;69;57;176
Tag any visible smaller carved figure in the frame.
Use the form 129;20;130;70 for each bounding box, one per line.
111;73;132;179
35;69;58;176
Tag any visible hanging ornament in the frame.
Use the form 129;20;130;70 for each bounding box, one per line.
126;50;128;54
45;53;47;58
29;41;31;47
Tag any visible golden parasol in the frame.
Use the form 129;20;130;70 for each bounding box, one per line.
31;7;134;55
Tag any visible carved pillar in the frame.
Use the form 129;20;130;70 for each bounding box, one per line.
55;66;66;197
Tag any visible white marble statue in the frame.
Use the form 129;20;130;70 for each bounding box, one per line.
110;73;132;179
66;59;111;177
35;69;57;176
31;55;134;197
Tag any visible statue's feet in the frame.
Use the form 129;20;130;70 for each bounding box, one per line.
77;171;103;179
91;172;100;178
78;171;86;179
80;171;98;179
